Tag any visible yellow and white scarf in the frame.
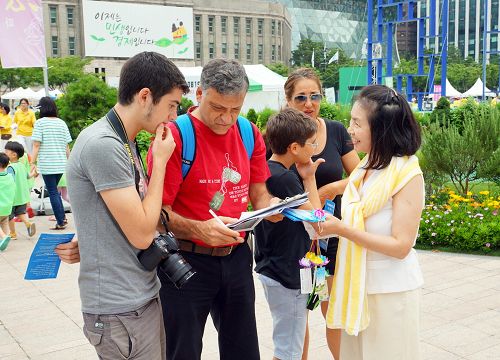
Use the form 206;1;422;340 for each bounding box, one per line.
326;155;422;335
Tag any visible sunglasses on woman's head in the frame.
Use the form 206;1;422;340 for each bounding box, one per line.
293;93;323;104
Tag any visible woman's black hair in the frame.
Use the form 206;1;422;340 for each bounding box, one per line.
0;103;10;114
356;84;421;169
38;96;58;118
19;98;29;105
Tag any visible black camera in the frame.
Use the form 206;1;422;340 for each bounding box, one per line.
138;231;196;289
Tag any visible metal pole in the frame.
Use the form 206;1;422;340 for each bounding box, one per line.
482;0;488;101
42;66;49;96
367;0;374;84
441;0;449;97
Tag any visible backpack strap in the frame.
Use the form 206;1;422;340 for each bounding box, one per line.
175;114;255;179
174;114;196;179
236;116;255;160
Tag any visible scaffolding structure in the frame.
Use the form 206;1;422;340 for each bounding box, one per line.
367;0;449;110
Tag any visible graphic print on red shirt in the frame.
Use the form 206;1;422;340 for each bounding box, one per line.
147;107;270;246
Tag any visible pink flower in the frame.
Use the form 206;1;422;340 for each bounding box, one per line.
486;243;491;248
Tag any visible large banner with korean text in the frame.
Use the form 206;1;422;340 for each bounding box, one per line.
82;0;194;59
0;0;47;68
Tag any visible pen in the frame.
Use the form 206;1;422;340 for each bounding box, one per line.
209;209;227;227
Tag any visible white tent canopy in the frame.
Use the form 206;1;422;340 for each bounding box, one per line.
1;87;39;100
462;78;497;97
445;78;463;98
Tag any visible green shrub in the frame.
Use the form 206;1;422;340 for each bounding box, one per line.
429;97;451;125
178;97;193;115
256;107;277;130
318;100;338;121
246;108;258;124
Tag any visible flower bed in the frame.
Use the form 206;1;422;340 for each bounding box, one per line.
418;190;500;253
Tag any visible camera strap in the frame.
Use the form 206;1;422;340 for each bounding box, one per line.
105;107;148;194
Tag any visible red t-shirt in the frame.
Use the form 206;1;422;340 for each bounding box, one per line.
147;107;270;246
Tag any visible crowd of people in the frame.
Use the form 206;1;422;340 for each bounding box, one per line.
0;96;72;249
1;51;425;360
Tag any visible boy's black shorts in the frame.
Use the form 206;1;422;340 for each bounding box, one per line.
9;204;27;220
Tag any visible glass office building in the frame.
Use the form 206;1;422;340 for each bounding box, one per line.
267;0;368;59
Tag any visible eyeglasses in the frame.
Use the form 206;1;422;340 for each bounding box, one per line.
293;93;323;104
305;141;319;149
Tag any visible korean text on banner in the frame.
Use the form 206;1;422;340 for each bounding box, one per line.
0;0;47;68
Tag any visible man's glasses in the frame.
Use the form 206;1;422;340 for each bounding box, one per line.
305;141;319;149
293;93;323;104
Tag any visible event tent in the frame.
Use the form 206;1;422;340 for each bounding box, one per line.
462;78;497;97
1;87;39;100
179;64;286;112
445;78;463;98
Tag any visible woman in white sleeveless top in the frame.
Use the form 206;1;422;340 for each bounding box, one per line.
321;84;425;360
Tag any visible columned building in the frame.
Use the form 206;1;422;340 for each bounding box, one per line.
41;0;292;78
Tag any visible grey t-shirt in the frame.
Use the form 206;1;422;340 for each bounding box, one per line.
67;117;160;314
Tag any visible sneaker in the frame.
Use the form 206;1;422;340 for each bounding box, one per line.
13;217;22;222
0;236;11;251
27;222;36;237
9;232;17;240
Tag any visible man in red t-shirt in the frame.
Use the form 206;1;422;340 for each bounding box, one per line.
147;59;275;360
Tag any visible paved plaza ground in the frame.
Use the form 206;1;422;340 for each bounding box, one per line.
1;213;500;359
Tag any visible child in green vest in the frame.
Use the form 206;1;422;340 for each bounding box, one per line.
4;141;36;240
0;152;15;250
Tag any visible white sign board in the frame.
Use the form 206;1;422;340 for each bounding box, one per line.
82;0;194;59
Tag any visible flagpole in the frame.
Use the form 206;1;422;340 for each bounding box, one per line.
43;66;49;96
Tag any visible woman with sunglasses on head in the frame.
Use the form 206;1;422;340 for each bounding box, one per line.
13;98;36;155
322;85;424;360
284;68;360;359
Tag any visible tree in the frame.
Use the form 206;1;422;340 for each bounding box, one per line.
421;105;500;194
56;74;117;139
0;66;42;94
47;56;92;91
266;63;290;77
291;39;324;67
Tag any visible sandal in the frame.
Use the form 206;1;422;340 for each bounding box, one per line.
51;224;67;230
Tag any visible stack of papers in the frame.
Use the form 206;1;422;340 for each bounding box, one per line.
227;192;309;231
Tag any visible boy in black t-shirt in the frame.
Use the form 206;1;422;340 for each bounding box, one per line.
254;108;324;360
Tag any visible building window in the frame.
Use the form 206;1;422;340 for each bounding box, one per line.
234;17;240;35
209;42;214;59
50;6;57;25
246;44;251;61
278;45;281;60
278;21;281;35
196;41;201;59
222;43;227;56
271;20;276;35
272;44;276;61
195;16;201;32
234;43;240;59
258;19;263;35
246;18;252;35
68;36;75;55
67;7;74;25
208;16;214;33
221;16;227;34
51;36;58;56
258;44;263;61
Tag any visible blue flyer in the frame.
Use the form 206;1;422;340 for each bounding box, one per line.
24;233;75;280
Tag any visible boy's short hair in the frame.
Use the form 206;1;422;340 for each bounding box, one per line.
266;108;317;155
5;141;24;159
118;51;190;105
0;152;9;168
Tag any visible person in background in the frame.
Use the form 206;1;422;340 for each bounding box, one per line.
4;141;36;240
31;96;72;230
0;103;13;151
0;152;15;251
13;98;36;155
284;68;360;359
323;85;424;360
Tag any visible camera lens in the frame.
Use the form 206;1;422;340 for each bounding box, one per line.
159;253;196;289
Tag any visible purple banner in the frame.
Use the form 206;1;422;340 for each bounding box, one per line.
0;0;47;68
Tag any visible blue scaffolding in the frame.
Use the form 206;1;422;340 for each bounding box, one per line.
367;0;449;110
482;0;500;100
